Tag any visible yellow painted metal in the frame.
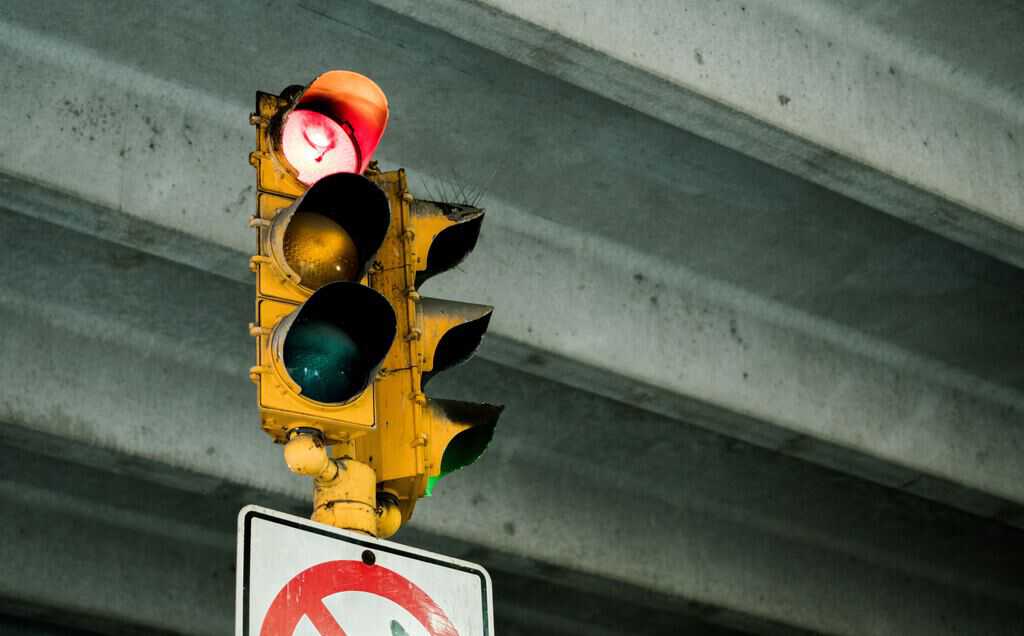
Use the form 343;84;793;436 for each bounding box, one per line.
375;494;403;539
360;170;429;523
408;199;484;277
310;457;378;536
252;191;303;303
250;82;498;535
250;91;308;199
284;432;379;536
353;172;497;522
253;297;377;443
421;400;502;484
283;432;335;477
418;298;493;377
250;92;379;442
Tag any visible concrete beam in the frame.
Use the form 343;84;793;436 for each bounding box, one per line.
0;442;753;636
1;210;1023;634
373;0;1024;268
5;160;1024;527
1;0;1022;539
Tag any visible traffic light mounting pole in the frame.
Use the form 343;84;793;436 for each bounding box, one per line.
283;429;401;537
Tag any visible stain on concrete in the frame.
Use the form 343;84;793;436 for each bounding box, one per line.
694;49;704;65
106;251;147;270
975;447;990;465
56;96;119;143
778;94;791;106
224;184;253;215
729;317;748;348
143;114;162;137
503;521;516;536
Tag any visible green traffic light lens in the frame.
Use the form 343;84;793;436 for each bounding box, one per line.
440;424;495;474
425;422;496;496
283;320;367;403
278;281;397;405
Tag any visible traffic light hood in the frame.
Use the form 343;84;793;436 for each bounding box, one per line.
272;282;397;404
278;70;389;182
424;399;503;496
266;173;391;292
419;298;493;388
411;200;485;288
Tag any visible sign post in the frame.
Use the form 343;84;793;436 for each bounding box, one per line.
237;506;494;636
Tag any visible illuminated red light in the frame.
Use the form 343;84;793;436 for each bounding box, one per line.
281;109;359;185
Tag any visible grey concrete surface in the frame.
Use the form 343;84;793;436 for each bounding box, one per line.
0;442;756;636
1;0;1023;634
0;0;1022;518
374;0;1024;268
1;211;1023;634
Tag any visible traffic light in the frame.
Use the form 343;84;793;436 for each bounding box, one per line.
248;71;501;538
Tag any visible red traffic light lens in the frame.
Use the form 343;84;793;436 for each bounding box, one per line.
281;109;358;185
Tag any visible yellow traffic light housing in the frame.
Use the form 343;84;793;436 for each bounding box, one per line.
251;174;395;441
249;71;501;538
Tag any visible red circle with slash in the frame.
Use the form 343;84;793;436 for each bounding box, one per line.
260;560;459;636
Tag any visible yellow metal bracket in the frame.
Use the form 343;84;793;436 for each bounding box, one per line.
283;429;400;538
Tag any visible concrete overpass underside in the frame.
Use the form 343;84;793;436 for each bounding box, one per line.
1;1;1022;634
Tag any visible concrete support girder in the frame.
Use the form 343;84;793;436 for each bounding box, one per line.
1;209;1023;635
1;2;1023;632
0;441;756;636
4;162;1024;526
373;0;1024;268
0;0;1022;525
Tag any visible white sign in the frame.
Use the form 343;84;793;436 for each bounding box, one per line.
237;505;494;636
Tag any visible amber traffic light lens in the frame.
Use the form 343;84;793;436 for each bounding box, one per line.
283;211;360;289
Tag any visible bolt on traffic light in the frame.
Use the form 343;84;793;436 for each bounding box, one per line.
248;70;501;538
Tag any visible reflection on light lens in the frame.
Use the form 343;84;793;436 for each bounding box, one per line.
283;211;360;289
284;321;366;403
281;110;358;184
